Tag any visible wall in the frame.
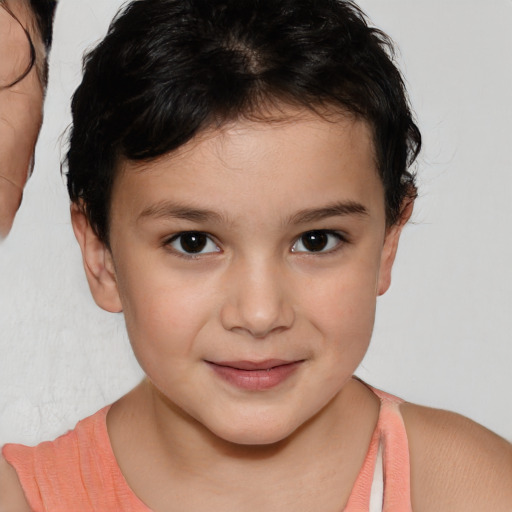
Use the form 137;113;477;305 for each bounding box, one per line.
1;0;511;445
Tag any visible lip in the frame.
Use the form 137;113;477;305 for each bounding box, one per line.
206;359;304;390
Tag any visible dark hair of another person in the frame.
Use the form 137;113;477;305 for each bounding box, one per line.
29;0;57;85
66;0;422;245
29;0;57;50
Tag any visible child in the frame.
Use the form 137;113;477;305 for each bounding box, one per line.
1;0;511;510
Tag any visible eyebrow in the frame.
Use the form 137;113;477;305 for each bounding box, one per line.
138;201;225;223
138;199;368;225
288;201;368;224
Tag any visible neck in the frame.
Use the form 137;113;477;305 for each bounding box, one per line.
107;377;379;509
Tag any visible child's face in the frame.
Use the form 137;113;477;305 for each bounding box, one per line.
76;108;406;445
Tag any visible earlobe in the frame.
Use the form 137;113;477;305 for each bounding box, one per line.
377;199;414;296
70;204;123;313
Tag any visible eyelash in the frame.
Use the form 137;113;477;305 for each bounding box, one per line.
291;230;347;255
165;231;220;258
164;230;348;258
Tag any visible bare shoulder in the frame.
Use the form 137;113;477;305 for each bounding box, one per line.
401;402;512;512
0;453;31;512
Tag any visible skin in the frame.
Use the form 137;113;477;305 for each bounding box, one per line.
1;109;510;511
0;0;45;239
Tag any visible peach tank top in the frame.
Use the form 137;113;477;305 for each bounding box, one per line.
2;387;411;512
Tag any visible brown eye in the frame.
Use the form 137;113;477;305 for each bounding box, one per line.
291;230;342;253
169;232;220;255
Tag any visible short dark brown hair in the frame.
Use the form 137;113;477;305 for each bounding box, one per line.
67;0;421;244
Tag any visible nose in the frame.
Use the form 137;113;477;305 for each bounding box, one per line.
220;257;295;338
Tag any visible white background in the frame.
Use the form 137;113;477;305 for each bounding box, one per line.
1;0;511;446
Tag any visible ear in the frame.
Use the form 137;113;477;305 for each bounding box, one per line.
377;199;414;296
71;204;123;313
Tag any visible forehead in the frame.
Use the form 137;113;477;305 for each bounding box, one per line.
112;110;384;226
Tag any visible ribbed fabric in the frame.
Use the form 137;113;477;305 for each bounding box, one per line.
343;387;412;511
2;387;411;512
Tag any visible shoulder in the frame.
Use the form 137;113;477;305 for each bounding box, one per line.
0;453;31;512
401;402;512;512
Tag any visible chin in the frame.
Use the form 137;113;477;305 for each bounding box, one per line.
208;414;299;446
217;428;294;447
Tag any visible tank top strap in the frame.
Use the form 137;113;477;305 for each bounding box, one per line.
371;388;412;512
2;406;151;512
344;385;412;511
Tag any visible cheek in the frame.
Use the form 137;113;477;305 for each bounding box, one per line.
303;264;379;331
116;260;214;360
295;256;380;377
